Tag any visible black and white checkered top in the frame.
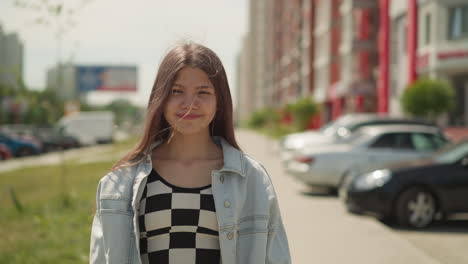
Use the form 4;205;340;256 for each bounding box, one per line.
138;169;221;264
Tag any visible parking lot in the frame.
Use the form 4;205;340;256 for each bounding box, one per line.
237;129;468;264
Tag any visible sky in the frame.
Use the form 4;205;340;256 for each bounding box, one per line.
0;0;248;107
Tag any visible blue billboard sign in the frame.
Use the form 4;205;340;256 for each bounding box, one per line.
76;65;137;92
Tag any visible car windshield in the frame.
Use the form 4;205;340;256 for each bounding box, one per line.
433;141;468;163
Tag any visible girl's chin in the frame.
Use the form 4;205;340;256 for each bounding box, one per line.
171;126;210;136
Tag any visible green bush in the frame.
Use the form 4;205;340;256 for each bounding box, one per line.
289;97;319;130
401;79;455;120
244;97;319;138
246;108;280;129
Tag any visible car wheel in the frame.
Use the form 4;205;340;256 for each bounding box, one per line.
395;187;436;228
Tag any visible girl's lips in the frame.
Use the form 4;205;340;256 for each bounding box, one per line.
176;114;202;120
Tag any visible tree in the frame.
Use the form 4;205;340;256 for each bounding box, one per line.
103;99;143;127
401;78;455;120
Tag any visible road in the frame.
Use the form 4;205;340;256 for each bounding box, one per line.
236;129;468;264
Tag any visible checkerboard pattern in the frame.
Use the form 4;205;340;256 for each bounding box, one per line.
139;169;221;264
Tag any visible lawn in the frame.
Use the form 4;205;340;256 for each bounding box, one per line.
0;138;137;264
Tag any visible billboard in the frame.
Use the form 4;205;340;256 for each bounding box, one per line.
76;65;137;92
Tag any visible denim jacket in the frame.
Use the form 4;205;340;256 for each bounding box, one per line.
90;136;291;264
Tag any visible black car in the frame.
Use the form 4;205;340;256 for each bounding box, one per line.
35;127;81;152
340;139;468;228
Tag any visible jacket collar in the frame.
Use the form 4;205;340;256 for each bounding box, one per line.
145;136;245;177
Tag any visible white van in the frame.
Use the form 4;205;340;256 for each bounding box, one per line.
58;111;115;145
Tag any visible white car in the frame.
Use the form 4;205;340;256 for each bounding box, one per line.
285;125;448;192
279;114;442;166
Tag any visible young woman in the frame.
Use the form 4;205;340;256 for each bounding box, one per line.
90;42;291;264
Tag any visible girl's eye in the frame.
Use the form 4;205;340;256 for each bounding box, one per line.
171;89;182;95
199;91;211;95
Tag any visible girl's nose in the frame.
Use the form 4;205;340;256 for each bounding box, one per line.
181;95;199;110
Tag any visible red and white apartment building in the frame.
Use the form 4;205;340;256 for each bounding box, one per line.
237;0;468;128
388;0;468;126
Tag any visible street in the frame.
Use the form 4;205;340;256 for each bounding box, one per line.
236;129;468;264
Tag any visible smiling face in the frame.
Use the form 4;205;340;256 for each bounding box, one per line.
163;67;217;136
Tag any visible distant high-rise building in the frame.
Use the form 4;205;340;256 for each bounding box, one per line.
0;25;24;89
46;63;78;101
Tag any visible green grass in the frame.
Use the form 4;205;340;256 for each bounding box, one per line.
0;137;138;264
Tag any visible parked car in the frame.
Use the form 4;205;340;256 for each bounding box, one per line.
340;140;468;228
0;125;43;152
35;127;81;152
285;125;448;192
0;124;82;152
279;114;443;165
0;143;12;160
0;132;42;157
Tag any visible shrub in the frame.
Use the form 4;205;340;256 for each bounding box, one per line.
289;97;319;130
246;108;280;129
401;78;455;120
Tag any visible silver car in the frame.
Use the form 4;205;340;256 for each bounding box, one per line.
285;124;448;192
279;114;442;166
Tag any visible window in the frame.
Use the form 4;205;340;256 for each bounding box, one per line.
411;133;434;151
370;134;395;148
435;142;468;163
402;24;407;54
411;133;448;151
369;133;414;150
448;5;468;40
425;13;431;45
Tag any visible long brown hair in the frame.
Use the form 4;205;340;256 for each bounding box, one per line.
112;42;240;170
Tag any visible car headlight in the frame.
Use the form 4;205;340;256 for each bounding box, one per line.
353;169;392;191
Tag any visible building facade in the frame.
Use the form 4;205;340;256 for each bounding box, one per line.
340;0;380;115
237;35;255;123
238;0;315;123
46;63;77;101
0;25;23;89
389;0;468;125
239;0;468;127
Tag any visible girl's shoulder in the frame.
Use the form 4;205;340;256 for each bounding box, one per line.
97;159;147;197
240;153;274;186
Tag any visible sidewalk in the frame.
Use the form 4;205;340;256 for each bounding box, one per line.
236;129;441;264
0;144;125;173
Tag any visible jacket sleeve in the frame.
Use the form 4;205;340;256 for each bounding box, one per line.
89;181;107;264
261;164;291;264
266;193;292;264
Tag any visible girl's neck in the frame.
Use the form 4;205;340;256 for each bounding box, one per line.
158;131;222;161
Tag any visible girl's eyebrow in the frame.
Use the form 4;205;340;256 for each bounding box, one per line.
197;85;213;89
173;83;213;89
